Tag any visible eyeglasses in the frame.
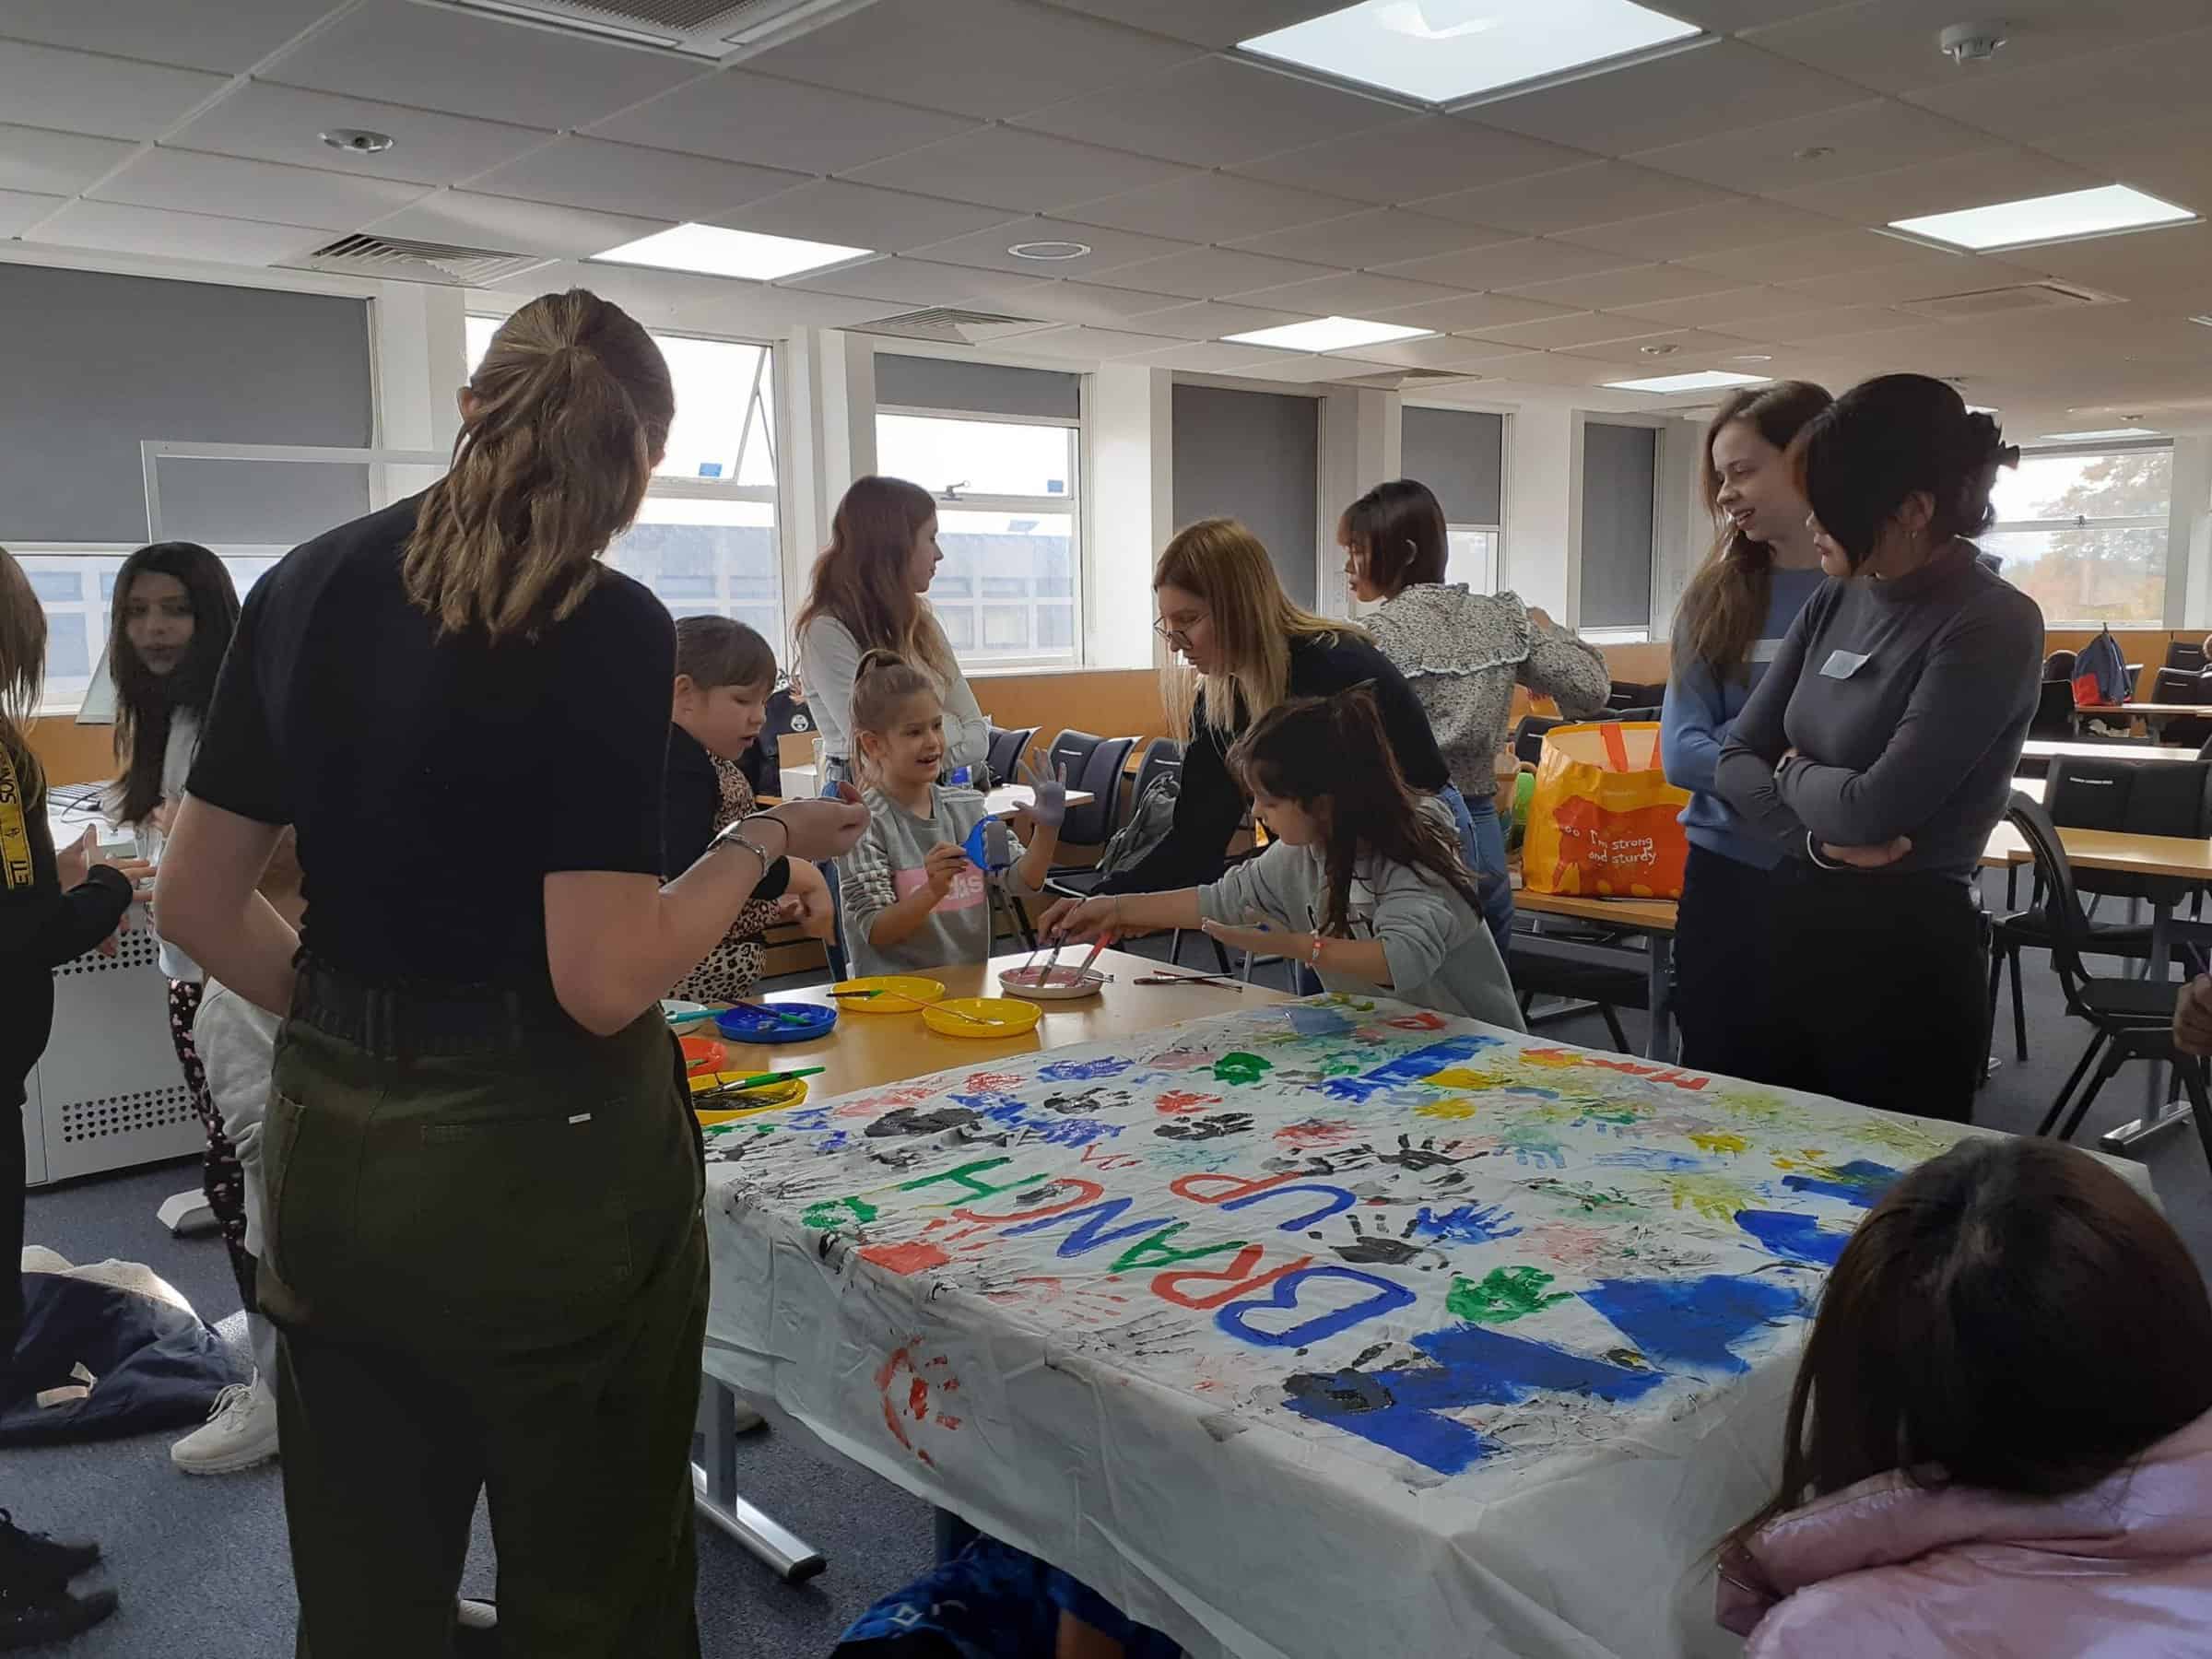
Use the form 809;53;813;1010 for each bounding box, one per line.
1153;610;1208;645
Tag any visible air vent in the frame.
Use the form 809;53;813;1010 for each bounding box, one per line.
441;0;877;58
847;308;1054;346
1902;281;2115;321
1335;368;1482;390
283;233;553;288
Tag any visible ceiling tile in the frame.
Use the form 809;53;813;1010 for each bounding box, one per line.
368;190;670;260
1651;0;1873;27
1565;328;1775;365
1745;0;2212;97
466;135;800;223
2042;112;2212;218
1630;100;1993;192
0;188;63;237
0;124;135;196
1770;147;2103;224
1473;41;1869;156
1030;0;1382;50
1098;244;1337;300
1366;291;1581;330
168;81;548;184
1377;237;1640;290
2003;219;2212;300
1910;26;2212;147
1229;116;1593;205
1676;227;2000;282
1124;337;1308;373
89;147;429;230
1718;304;1927;343
842;127;1196;214
739;0;1197;120
0;41;226;142
1013;55;1404;169
906;215;1194;277
0;0;343;74
1230;268;1474;312
1230;207;1516;268
1455;311;1673;350
1411;160;1729;235
1014;279;1203;325
1123;299;1313;339
1494;352;1643;387
784;254;1058;309
1004;324;1190;359
1770;255;2047;307
26;197;322;264
1069;172;1359;242
1559;199;1846;260
263;0;700;129
1328;333;1517;370
1611;284;1845;326
1499;263;1746;309
715;180;1018;253
589;70;976;176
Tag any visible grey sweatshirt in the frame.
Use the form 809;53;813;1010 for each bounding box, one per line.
839;784;1041;978
1197;801;1526;1032
1714;544;2042;882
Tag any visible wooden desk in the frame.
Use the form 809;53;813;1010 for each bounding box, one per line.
2020;738;2199;765
2072;703;2205;740
778;766;1094;819
1512;886;1678;1062
698;947;1284;1104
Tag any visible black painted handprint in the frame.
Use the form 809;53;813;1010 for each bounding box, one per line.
1155;1112;1254;1142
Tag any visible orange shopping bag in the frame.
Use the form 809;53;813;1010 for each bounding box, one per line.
1522;721;1690;899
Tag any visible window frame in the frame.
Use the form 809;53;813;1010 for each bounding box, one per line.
1985;437;2173;629
874;399;1086;674
1403;399;1510;595
1571;410;1667;646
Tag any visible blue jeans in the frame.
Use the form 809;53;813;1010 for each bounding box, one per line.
1440;784;1514;963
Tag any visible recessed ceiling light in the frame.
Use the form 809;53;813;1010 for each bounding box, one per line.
1888;183;2196;253
1606;369;1771;394
1638;343;1679;356
1967;405;2000;414
1238;0;1700;107
1009;240;1091;261
2041;426;2163;441
1728;353;1773;363
1222;315;1434;352
2189;315;2212;328
594;223;872;282
1793;146;1834;161
321;128;394;155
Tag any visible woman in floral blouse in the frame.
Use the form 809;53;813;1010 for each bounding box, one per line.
1340;479;1609;955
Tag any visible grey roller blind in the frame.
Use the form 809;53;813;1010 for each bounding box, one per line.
1579;421;1658;630
875;353;1080;420
1171;383;1319;607
1402;406;1503;526
0;265;372;545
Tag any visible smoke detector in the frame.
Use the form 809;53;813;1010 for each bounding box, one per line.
1938;19;2008;65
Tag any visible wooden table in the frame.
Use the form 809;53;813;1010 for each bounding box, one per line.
2072;702;2205;740
688;948;1283;1581
778;764;1094;818
1512;887;1677;1061
2020;738;2199;766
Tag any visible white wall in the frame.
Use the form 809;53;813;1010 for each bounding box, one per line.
1500;404;1575;618
1087;362;1170;670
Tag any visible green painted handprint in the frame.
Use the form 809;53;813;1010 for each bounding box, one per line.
1447;1266;1573;1325
1213;1052;1273;1086
802;1195;879;1230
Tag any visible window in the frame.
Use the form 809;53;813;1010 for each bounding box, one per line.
874;358;1083;670
21;549;279;713
1985;444;2171;626
465;316;781;634
1403;406;1505;594
1578;420;1659;643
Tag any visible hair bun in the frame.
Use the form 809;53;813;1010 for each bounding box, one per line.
1961;409;2018;471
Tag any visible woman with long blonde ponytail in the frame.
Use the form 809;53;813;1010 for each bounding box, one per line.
153;288;866;1656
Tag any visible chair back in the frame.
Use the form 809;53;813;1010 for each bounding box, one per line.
2043;649;2078;682
1130;736;1182;806
1513;713;1565;766
985;724;1038;788
2044;757;2212;901
1046;729;1137;845
2029;678;2077;739
1606;680;1665;711
2006;792;2098;1010
2169;641;2208;674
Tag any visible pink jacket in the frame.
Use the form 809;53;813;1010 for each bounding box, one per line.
1717;1408;2212;1656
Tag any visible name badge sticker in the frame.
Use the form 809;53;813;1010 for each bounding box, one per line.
1819;649;1871;680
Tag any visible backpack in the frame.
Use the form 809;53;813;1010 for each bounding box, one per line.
1094;771;1179;880
2070;626;2129;709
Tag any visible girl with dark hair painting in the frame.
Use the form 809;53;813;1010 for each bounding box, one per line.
1340;478;1607;956
1050;688;1522;1030
1660;382;1831;1078
154;289;868;1655
1719;1136;2212;1655
1715;374;2040;1118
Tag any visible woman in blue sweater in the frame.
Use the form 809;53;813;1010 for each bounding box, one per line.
1660;381;1831;1077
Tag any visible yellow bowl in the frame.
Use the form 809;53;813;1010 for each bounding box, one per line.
830;975;945;1013
922;996;1041;1040
695;1078;807;1123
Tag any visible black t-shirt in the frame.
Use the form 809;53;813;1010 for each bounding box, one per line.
1096;631;1450;896
188;496;671;987
662;722;720;878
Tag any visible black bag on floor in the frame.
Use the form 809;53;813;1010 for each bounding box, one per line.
1;1258;241;1444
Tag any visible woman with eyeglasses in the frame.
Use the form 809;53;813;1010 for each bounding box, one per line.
1040;517;1457;922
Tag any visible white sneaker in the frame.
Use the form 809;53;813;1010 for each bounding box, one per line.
171;1373;280;1475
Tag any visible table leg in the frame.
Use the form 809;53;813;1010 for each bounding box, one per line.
2100;897;2193;1156
1645;935;1675;1062
692;1377;827;1583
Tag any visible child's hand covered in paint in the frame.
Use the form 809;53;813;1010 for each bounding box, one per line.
1017;759;1069;830
922;841;968;900
1198;912;1289;959
2177;974;2212;1057
1041;894;1118;942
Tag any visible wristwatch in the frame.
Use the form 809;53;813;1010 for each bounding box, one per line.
711;817;793;901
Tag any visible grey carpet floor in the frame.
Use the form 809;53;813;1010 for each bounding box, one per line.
14;890;2212;1657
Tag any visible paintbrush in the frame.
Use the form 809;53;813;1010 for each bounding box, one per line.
732;1000;816;1025
1134;970;1244;991
691;1065;827;1098
929;1003;1009;1029
823;987;884;1000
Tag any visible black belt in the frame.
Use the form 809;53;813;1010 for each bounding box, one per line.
292;955;578;1056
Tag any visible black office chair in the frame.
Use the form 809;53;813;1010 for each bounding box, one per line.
1990;757;2212;1061
1512;714;1563;767
2006;793;2212;1172
1042;730;1136;852
1046;737;1180;900
2026;679;2077;743
1605;680;1665;712
2043;649;2078;684
985;724;1038;790
2169;641;2207;675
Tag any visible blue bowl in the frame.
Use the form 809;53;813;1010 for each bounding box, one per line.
715;1002;838;1044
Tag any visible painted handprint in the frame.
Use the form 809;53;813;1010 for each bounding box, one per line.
1155;1112;1254;1142
1498;1122;1569;1169
1332;1213;1429;1267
